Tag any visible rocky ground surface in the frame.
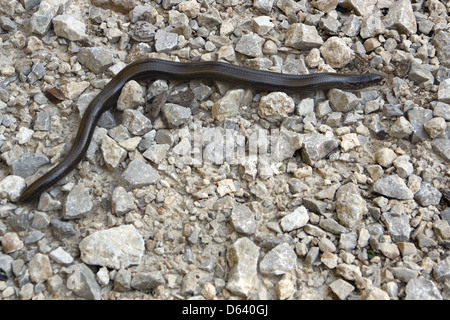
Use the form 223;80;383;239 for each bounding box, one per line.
0;0;449;300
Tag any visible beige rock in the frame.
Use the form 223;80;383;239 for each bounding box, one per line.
276;274;295;300
375;147;397;167
311;0;338;12
226;237;260;297
329;279;355;300
320;37;354;68
258;92;295;122
1;232;23;253
117;80;145;111
424;117;446;138
285;23;323;50
360;287;390;300
29;253;53;283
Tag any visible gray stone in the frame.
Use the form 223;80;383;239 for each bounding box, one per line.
108;125;132;143
285;23;323;50
52;14;87;41
122;160;160;188
180;271;199;296
344;0;377;16
31;211;50;230
259;243;297;276
24;230;45;244
21;0;42;10
30;0;67;35
111;186;136;216
231;205;257;235
438;79;450;103
143;144;170;164
287;178;307;194
391;267;418;283
328;89;360;112
320;16;340;35
131;271;165;291
432;138;450;162
122;109;152;135
50;219;77;239
393;155;414;178
0;254;13;277
162;103;191;128
383;0;417;35
276;0;301;21
339;232;358;251
212;89;244;121
273;128;303;162
101;135;127;170
35;111;51;131
302;198;327;214
49;247;74;264
79;225;145;269
162;0;183;10
235;33;264;57
414;182;442;207
334;183;367;229
407;107;433;142
372;175;413;200
197;8;222;28
417;233;437;249
11;153;49;178
72;263;102;300
381;212;411;242
253;0;274;15
408;63;434;84
28;62;46;83
433;256;450;282
301;132;339;165
433;102;450;121
440;208;450;225
0;175;26;202
63;184;93;219
305;246;320;266
329;279;354;300
280;206;309;232
154;29;178;53
433;31;450;67
114;269;131;292
360;15;385;39
342;14;360;37
130;21;157;42
77;47;114;74
418;19;434;35
319;218;348;234
253;16;274;36
405;277;443;300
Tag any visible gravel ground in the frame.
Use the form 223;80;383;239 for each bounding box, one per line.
0;0;449;300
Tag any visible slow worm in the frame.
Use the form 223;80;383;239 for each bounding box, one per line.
18;58;382;202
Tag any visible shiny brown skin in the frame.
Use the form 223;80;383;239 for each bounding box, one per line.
18;59;382;202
